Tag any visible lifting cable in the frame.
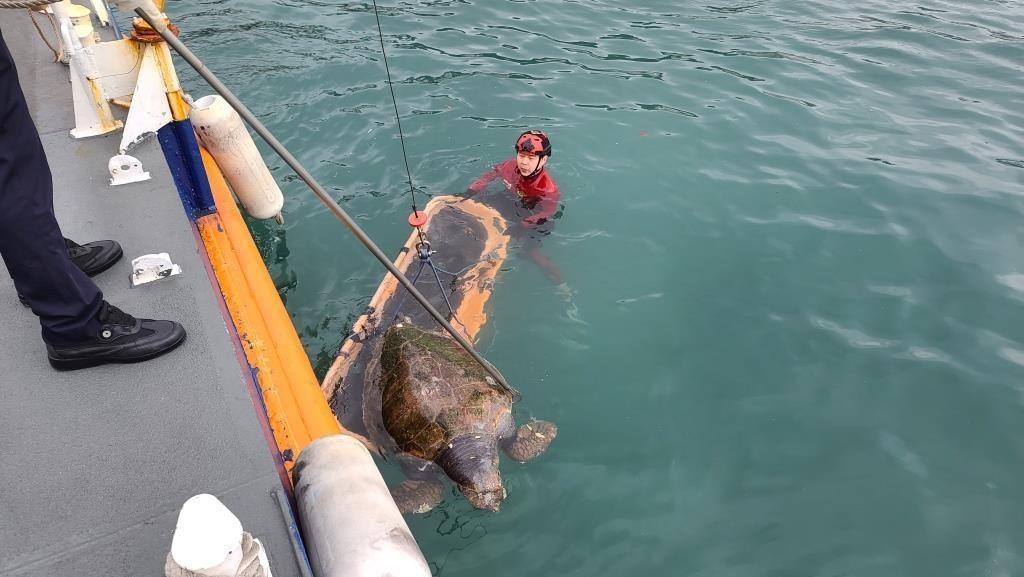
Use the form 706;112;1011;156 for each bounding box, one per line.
368;0;471;341
369;0;423;242
369;0;455;322
132;4;518;398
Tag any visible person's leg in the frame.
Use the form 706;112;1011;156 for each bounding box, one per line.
514;229;565;287
1;31;186;369
526;242;565;286
517;230;583;323
0;30;103;344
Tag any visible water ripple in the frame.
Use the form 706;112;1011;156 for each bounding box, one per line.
810;316;897;349
170;0;1024;574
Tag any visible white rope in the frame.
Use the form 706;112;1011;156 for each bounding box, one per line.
164;532;269;577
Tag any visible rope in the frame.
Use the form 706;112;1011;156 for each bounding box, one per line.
382;243;521;400
134;6;518;397
27;7;61;62
392;247;459;324
164;532;268;577
366;7;512;392
0;0;60;9
370;0;420;219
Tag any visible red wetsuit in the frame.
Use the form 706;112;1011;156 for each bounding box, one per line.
468;158;560;225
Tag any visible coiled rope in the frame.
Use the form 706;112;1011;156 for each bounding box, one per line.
0;0;60;9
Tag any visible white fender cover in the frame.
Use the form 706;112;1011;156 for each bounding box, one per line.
293;435;431;577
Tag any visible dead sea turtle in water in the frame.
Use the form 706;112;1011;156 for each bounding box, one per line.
364;322;557;513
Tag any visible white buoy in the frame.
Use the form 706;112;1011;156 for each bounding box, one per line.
189;95;284;221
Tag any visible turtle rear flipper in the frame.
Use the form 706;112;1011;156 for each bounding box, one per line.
502;420;557;463
391;479;444;514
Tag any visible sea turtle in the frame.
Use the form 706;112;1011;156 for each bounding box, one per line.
363;322;557;513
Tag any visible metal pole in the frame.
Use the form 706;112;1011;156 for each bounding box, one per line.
134;7;515;394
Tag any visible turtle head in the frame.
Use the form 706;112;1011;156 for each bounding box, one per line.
459;472;506;512
438;434;506;512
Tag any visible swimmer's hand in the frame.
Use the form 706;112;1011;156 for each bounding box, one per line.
522;215;548;226
449;190;473;203
460;183;485;198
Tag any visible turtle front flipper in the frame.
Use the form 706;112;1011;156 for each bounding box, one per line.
502;420;557;463
390;479;444;514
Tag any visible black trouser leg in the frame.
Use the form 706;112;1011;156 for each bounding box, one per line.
0;30;102;344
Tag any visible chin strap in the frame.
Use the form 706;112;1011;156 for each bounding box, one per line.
522;156;548;179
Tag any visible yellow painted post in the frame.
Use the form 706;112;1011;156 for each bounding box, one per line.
152;42;190;121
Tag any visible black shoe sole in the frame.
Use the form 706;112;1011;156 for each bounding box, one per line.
48;331;187;371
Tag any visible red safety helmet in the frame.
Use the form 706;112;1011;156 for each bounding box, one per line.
515;130;552;158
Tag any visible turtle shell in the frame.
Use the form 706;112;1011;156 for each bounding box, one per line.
375;324;513;461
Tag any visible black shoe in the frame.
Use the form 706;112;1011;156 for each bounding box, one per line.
65;238;123;277
46;302;186;370
17;238;123;307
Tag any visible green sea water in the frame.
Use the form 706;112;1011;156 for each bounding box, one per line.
170;1;1024;575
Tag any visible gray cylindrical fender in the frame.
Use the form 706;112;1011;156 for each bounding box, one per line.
293;435;430;577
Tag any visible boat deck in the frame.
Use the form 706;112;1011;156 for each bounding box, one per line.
0;12;303;577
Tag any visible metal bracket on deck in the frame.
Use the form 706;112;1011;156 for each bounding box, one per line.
108;154;151;185
130;253;182;287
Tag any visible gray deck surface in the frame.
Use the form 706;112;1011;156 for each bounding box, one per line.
0;12;302;577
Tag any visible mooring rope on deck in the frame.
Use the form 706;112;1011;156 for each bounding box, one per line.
0;0;59;9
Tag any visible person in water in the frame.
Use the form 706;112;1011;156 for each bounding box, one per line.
464;130;560;228
461;130;575;307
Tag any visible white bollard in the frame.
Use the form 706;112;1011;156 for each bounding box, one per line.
166;494;272;577
66;3;97;47
189;95;285;221
53;0;122;138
